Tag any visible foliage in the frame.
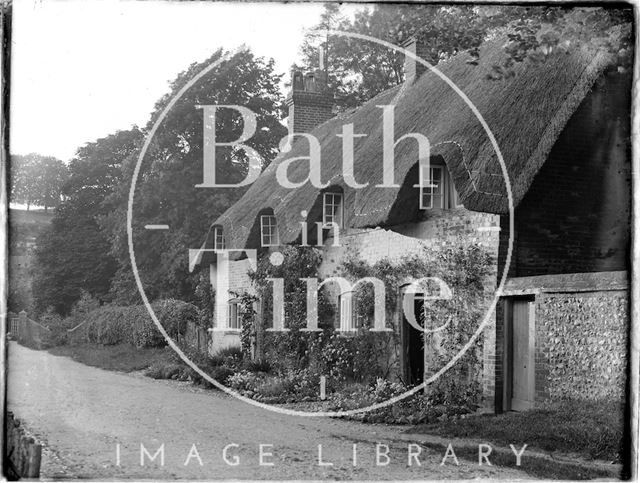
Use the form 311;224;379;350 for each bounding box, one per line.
228;368;320;403
48;343;170;373
67;299;199;348
308;330;394;385
147;342;247;387
420;399;625;462
10;153;68;211
250;245;333;372
336;240;493;405
235;292;258;357
32;129;143;315
39;307;70;346
101;49;287;303
300;4;632;109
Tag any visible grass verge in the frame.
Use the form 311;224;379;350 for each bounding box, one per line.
413;399;624;462
48;343;171;372
420;441;618;480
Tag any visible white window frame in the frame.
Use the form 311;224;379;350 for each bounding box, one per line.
260;215;279;247
213;227;226;250
227;302;241;330
322;192;343;227
420;165;443;210
419;161;463;210
338;292;356;332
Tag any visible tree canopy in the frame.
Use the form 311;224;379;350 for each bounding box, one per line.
299;5;632;109
32;129;143;314
101;48;287;304
10;153;68;211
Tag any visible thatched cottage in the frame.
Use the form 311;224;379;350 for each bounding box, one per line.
196;36;631;413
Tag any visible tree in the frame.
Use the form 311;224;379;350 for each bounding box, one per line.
32;128;143;314
101;48;287;304
10;153;68;210
300;5;632;109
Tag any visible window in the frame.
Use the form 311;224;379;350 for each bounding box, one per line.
323;192;343;227
338;293;355;332
419;160;462;210
260;215;279;247
213;227;226;250
227;302;241;330
420;165;443;209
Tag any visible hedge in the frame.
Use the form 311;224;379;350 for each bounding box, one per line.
67;299;199;348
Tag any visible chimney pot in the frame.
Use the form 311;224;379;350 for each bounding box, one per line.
286;65;333;134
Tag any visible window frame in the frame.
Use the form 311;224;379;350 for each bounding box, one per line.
213;227;226;250
227;302;241;330
260;214;279;247
322;192;344;228
419;160;463;210
338;292;356;332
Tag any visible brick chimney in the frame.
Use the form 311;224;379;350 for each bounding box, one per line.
285;68;333;134
403;36;429;85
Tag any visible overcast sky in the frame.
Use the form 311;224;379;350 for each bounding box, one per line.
10;0;362;162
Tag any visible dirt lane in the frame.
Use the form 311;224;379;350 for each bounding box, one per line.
7;343;527;479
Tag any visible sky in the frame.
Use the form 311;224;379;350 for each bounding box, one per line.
10;0;362;162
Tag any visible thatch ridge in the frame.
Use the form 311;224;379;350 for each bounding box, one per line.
208;38;616;251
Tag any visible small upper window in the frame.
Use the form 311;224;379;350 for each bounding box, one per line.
260;215;279;247
323;192;343;227
213;227;226;250
419;160;462;210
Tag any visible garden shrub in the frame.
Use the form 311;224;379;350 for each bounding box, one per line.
250;246;334;373
68;299;199;348
227;368;320;403
40;308;71;346
335;241;493;408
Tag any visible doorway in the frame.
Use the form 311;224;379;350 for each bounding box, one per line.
504;297;536;411
401;293;424;386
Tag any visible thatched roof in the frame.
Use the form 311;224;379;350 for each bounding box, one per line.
207;38;615;251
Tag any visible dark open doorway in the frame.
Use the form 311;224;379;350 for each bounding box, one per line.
402;294;424;386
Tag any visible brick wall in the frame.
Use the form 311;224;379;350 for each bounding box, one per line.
514;72;631;277
286;90;333;134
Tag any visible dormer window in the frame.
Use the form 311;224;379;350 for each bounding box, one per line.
323;192;343;227
213;227;226;250
260;215;279;247
419;159;462;210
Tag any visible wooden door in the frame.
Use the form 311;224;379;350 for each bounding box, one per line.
511;299;535;411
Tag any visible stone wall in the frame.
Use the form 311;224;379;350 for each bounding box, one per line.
535;289;628;401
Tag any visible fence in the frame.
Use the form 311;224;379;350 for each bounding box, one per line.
4;412;42;479
7;311;51;349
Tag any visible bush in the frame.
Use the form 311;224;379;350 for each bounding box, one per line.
40;308;72;346
146;362;187;380
243;358;272;373
211;366;234;384
227;368;320;402
216;345;243;362
69;299;199;348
